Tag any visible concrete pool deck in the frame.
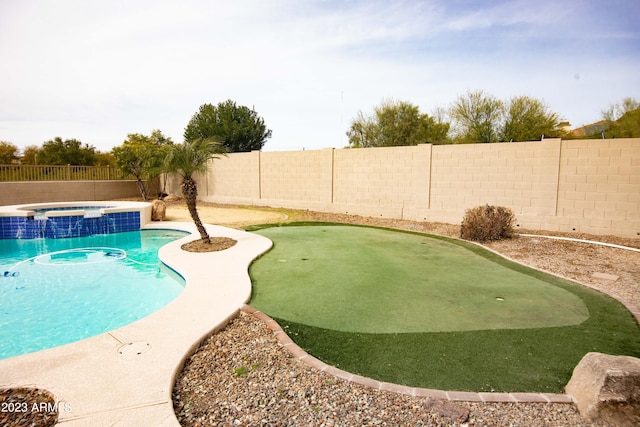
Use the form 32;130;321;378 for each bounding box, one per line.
0;221;272;425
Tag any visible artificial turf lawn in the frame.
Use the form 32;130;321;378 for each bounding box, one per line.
250;224;588;332
248;223;640;392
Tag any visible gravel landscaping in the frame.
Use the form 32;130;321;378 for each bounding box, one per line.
174;311;591;426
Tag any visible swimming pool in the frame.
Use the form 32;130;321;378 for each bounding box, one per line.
0;229;187;360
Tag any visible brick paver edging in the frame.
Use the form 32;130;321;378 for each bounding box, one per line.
241;305;574;404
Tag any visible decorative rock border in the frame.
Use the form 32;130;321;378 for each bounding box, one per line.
242;305;574;404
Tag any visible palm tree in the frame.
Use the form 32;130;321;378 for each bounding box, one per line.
164;137;226;244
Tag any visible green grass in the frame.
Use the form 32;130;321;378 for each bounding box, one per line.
250;225;588;332
248;223;640;393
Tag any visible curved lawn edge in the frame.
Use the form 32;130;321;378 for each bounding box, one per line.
247;221;632;287
247;222;640;393
477;239;640;326
251;224;590;333
242;305;573;404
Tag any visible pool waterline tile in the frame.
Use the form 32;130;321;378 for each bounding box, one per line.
0;211;141;239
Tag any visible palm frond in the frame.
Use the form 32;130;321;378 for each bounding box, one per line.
164;137;226;179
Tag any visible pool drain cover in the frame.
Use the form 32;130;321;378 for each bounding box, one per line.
118;341;151;356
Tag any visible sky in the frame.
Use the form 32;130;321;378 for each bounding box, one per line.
1;0;639;153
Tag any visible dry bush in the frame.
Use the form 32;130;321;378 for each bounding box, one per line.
460;205;516;242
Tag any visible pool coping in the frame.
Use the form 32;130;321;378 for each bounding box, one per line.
0;201;153;240
1;222;638;425
0;201;153;219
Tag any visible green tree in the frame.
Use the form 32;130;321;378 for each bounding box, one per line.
430;106;452;144
112;130;173;200
164;137;226;243
94;151;116;167
602;98;640;138
184;100;272;152
346;99;450;147
20;145;40;164
38;137;97;165
602;97;639;122
605;107;640;138
346;111;379;148
449;90;504;143
0;141;18;164
500;96;563;142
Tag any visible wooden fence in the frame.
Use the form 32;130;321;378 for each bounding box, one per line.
0;165;129;181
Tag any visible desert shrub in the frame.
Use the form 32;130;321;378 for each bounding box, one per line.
460;205;516;242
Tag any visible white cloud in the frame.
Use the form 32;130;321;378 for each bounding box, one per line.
442;0;571;32
1;0;638;152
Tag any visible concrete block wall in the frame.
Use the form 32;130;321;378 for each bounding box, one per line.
429;139;562;228
0;181;141;205
333;145;431;219
257;149;334;210
202;151;260;204
162;138;640;238
556;138;640;236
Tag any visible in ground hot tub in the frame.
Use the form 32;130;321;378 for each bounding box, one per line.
0;201;152;239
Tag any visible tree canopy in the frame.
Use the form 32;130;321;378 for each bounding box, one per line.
602;97;639;122
0;141;18;164
111;130;174;200
449;91;565;143
19;145;39;165
500;96;563;142
449;90;504;143
184;100;272;152
37;137;98;165
602;98;640;138
164;137;226;242
346;99;450;147
605;107;640;138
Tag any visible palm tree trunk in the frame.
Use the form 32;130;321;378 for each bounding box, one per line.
181;176;210;244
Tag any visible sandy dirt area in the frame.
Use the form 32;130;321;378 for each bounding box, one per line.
164;202;289;229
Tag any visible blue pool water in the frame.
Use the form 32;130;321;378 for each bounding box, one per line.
0;229;187;360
